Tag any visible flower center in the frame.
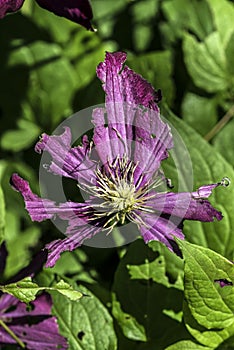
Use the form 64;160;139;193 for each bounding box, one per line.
80;155;155;231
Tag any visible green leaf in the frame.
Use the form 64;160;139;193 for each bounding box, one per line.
127;241;184;291
128;51;175;105
225;32;234;77
26;1;77;44
8;41;76;126
49;249;96;284
213;118;234;167
130;0;159;52
0;277;83;303
112;294;147;342
162;108;234;260
183;32;229;93
112;239;188;348
52;285;117;350
165;340;213;350
91;0;127;37
1;119;41;152
4;213;41;279
0;184;5;244
180;240;234;328
162;0;214;42
184;300;234;348
179;240;234;347
181;93;218;136
207;0;234;48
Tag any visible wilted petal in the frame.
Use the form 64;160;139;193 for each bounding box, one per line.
192;182;222;199
35;127;96;186
0;293;67;349
0;0;24;18
35;0;94;30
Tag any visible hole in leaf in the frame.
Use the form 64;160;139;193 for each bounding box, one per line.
77;331;85;340
214;278;233;287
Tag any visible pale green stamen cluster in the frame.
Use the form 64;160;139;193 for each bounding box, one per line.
79;155;158;232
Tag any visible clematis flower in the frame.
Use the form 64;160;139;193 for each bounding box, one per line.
0;293;67;349
0;0;94;30
11;52;227;267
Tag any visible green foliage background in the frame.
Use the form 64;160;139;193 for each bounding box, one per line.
0;0;234;349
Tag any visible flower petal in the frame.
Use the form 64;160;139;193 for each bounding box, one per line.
0;0;24;18
10;174;57;222
35;0;94;30
96;52;161;108
133;110;173;183
92;107;134;166
137;211;184;251
0;293;67;349
95;52;161;152
35;127;96;186
94;52;173;179
10;174;102;267
45;218;102;267
148;182;223;222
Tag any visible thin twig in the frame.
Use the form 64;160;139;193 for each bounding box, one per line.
204;104;234;142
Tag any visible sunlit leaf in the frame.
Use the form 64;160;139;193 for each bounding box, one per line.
179;240;234;347
1;277;83;303
52;285;117;350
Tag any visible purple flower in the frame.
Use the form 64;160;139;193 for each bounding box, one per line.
0;0;94;30
0;293;67;349
11;52;226;267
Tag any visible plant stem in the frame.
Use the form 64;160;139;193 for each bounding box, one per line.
204;104;234;142
0;319;25;348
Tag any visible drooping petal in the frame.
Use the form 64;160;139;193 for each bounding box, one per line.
147;182;223;222
10;174;58;222
35;127;96;186
136;211;184;251
0;293;67;349
35;0;94;30
0;0;24;18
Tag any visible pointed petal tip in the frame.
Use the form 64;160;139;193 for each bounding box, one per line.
10;173;26;192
